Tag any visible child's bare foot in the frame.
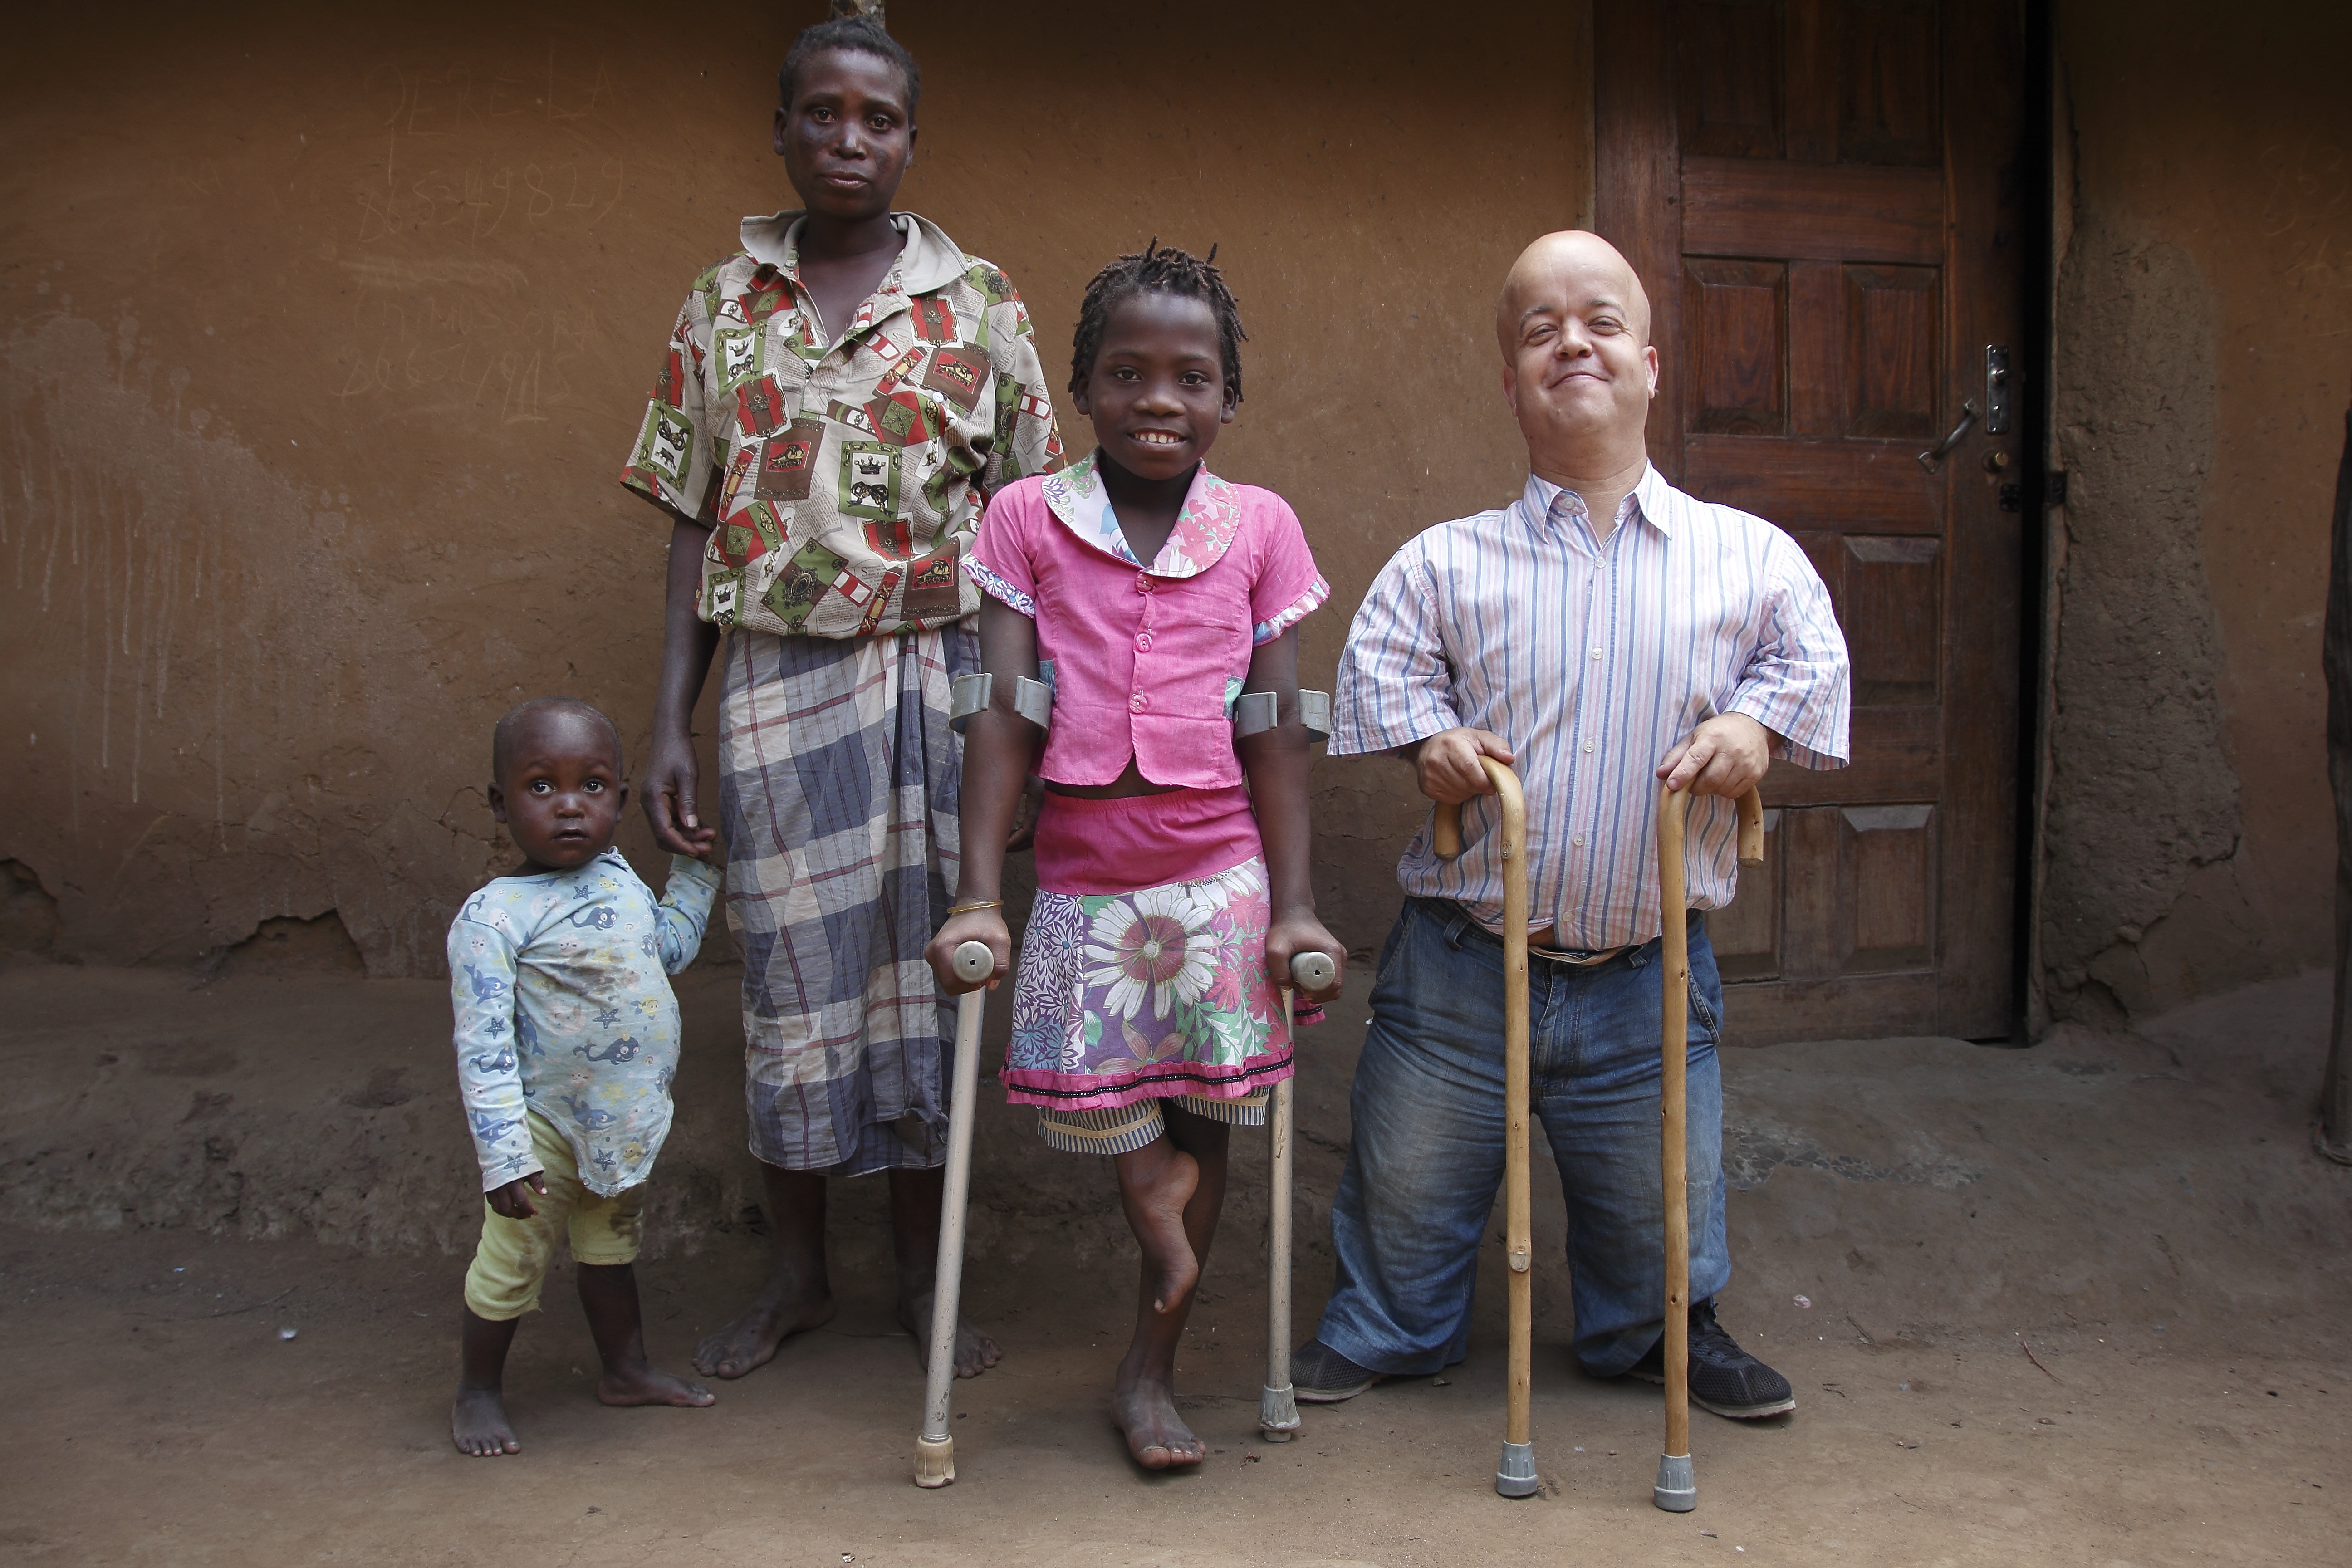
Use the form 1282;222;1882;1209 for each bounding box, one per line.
899;1288;1003;1379
451;1385;521;1457
597;1361;715;1408
1111;1371;1206;1470
1119;1142;1201;1313
692;1274;835;1380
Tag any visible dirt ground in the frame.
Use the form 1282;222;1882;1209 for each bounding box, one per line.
3;961;2349;1567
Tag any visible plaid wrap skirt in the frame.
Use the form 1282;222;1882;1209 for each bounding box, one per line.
716;625;972;1175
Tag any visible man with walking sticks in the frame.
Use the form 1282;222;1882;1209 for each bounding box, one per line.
1289;232;1852;1439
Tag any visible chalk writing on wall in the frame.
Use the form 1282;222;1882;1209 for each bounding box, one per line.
331;50;631;422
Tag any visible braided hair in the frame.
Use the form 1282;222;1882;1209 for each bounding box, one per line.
1069;240;1247;405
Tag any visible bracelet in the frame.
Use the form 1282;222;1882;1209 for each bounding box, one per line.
947;899;1003;916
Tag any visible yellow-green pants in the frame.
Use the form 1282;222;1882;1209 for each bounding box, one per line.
463;1111;646;1321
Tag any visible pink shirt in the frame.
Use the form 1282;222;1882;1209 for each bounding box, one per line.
965;456;1329;789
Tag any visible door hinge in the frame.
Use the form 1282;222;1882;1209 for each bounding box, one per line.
2047;470;2069;507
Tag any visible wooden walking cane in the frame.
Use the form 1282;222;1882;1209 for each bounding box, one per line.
1260;949;1336;1442
1651;783;1765;1513
913;939;996;1488
1431;757;1534;1498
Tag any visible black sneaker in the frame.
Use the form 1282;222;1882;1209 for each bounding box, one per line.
1290;1338;1385;1403
1620;1300;1796;1418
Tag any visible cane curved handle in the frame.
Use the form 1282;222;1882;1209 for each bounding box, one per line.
1656;784;1767;870
1431;756;1523;859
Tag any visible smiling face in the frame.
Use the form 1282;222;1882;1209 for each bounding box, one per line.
774;47;916;221
1072;289;1236;482
1496;231;1658;466
489;710;627;874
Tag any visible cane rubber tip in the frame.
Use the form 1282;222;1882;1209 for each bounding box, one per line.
1289;951;1336;990
1259;1384;1301;1440
1653;1451;1696;1511
914;1434;956;1488
951;941;994;985
1495;1441;1539;1498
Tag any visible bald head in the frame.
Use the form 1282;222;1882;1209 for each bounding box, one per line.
1494;230;1659;485
1496;230;1651;358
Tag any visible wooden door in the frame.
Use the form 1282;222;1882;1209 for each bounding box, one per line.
1598;0;2028;1042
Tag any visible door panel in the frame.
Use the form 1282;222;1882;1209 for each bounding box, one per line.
1599;0;2026;1041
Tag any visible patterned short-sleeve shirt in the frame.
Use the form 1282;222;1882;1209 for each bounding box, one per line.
620;210;1066;639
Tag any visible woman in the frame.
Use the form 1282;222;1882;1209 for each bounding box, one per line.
619;13;1061;1382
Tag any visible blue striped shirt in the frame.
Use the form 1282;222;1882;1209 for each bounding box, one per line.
1331;466;1851;946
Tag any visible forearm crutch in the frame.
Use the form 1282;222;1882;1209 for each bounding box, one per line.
1431;757;1534;1499
1260;948;1336;1442
1650;784;1764;1513
914;938;995;1488
1244;686;1335;1444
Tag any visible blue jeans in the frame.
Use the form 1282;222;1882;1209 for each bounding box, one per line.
1314;898;1731;1378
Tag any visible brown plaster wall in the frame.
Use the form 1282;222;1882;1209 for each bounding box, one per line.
0;2;1589;975
2039;0;2352;1023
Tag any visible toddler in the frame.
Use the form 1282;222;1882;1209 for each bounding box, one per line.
448;696;721;1456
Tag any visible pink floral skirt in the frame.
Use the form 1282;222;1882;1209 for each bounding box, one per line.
1001;789;1293;1113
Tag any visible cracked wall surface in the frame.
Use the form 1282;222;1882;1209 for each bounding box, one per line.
2040;2;2352;1024
0;1;1587;976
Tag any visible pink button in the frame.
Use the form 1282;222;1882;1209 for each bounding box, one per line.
1130;692;1149;712
1136;632;1153;652
1136;573;1155;593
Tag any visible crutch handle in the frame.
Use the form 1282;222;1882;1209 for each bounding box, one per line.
951;940;995;986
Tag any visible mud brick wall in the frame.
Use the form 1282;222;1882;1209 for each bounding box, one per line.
0;0;1589;976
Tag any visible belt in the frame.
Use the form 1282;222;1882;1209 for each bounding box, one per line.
1429;899;1698;971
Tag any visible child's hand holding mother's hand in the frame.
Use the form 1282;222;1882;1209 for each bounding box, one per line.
1264;911;1345;1005
486;1171;547;1220
926;909;1012;995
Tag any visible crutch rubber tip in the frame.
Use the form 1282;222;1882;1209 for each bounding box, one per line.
914;1435;955;1488
1259;1384;1301;1441
1653;1451;1696;1511
1495;1441;1539;1498
951;941;994;985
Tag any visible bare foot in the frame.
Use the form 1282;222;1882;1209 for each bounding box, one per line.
1120;1143;1201;1314
692;1273;835;1380
899;1289;1003;1379
1112;1373;1206;1470
451;1385;520;1457
597;1361;716;1409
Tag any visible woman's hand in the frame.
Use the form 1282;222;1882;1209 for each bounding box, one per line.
485;1171;547;1220
643;727;719;859
1263;909;1346;1004
927;907;1013;994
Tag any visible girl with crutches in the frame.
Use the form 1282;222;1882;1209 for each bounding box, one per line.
927;243;1344;1472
